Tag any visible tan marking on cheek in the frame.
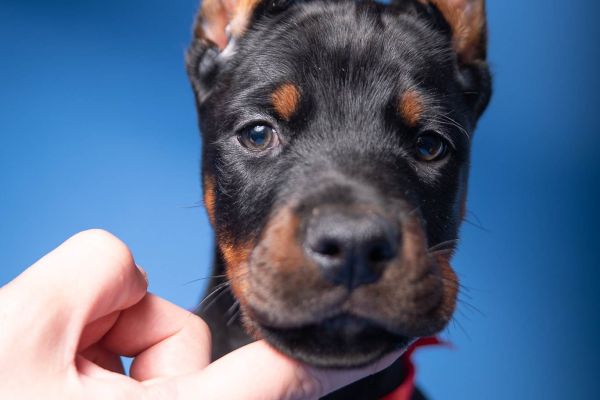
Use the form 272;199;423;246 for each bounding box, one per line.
271;83;301;121
435;253;459;317
203;175;217;226
399;90;424;128
257;207;304;270
218;207;307;329
221;242;252;271
220;241;253;304
400;215;430;281
244;206;340;329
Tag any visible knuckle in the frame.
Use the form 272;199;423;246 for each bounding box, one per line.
67;230;146;295
73;229;136;272
76;229;132;257
186;313;211;337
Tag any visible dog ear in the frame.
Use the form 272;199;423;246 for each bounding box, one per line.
193;0;266;50
417;0;487;65
187;0;287;101
417;0;491;118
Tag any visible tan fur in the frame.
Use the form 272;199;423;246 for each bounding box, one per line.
195;0;262;49
418;0;487;63
196;0;486;62
220;241;253;305
398;90;424;127
272;83;301;121
255;207;304;271
203;174;217;226
400;214;429;280
229;0;262;39
435;253;459;319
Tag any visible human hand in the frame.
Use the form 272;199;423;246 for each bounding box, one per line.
0;230;403;400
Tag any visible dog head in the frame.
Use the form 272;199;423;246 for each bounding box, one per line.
186;0;491;368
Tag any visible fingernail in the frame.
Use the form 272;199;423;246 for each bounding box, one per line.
136;264;149;284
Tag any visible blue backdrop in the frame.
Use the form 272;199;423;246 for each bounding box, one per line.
1;1;598;398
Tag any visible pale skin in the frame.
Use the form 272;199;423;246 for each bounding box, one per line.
0;230;403;400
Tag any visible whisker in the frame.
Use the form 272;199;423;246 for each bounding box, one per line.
463;218;491;232
225;299;240;318
196;281;230;312
456;307;472;322
450;316;471;341
458;298;486;317
201;284;233;314
227;309;241;327
458;290;474;301
428;248;455;258
407;206;421;216
180;202;204;209
440;113;470;140
184;274;227;286
424;115;470;142
463;210;490;232
428;239;459;252
466;210;485;227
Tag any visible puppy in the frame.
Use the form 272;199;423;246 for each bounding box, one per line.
186;0;491;398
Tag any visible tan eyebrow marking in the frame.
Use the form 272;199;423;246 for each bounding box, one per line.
398;90;425;127
271;83;301;121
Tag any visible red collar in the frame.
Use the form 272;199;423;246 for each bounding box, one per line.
381;337;444;400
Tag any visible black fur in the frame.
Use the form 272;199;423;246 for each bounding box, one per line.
186;0;491;398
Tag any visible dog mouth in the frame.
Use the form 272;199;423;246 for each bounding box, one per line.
223;202;459;368
251;313;414;368
238;257;454;368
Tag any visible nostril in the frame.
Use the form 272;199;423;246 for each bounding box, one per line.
367;242;395;264
304;208;399;289
314;239;343;258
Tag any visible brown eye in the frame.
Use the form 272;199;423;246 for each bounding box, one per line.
415;132;449;161
238;124;278;151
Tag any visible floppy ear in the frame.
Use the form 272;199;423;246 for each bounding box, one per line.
418;0;487;65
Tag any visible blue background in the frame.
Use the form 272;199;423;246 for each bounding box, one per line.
1;1;598;398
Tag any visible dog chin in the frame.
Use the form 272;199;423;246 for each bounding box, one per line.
252;314;413;368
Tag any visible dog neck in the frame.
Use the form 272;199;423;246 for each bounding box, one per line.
196;250;423;400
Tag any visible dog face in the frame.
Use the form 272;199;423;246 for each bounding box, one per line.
187;0;491;368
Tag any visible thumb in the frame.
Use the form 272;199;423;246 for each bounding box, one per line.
147;340;404;400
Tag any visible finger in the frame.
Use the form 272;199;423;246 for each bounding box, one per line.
153;340;404;400
77;356;145;400
80;344;124;374
101;294;211;381
1;230;147;358
79;311;121;351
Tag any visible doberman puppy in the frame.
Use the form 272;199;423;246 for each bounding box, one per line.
186;0;491;398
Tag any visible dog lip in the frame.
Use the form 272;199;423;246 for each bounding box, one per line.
252;310;405;339
254;313;415;368
245;303;343;330
243;287;351;329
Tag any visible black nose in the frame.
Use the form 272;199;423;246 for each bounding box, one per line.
304;209;398;289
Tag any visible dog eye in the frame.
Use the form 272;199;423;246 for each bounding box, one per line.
415;132;449;162
237;124;279;151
